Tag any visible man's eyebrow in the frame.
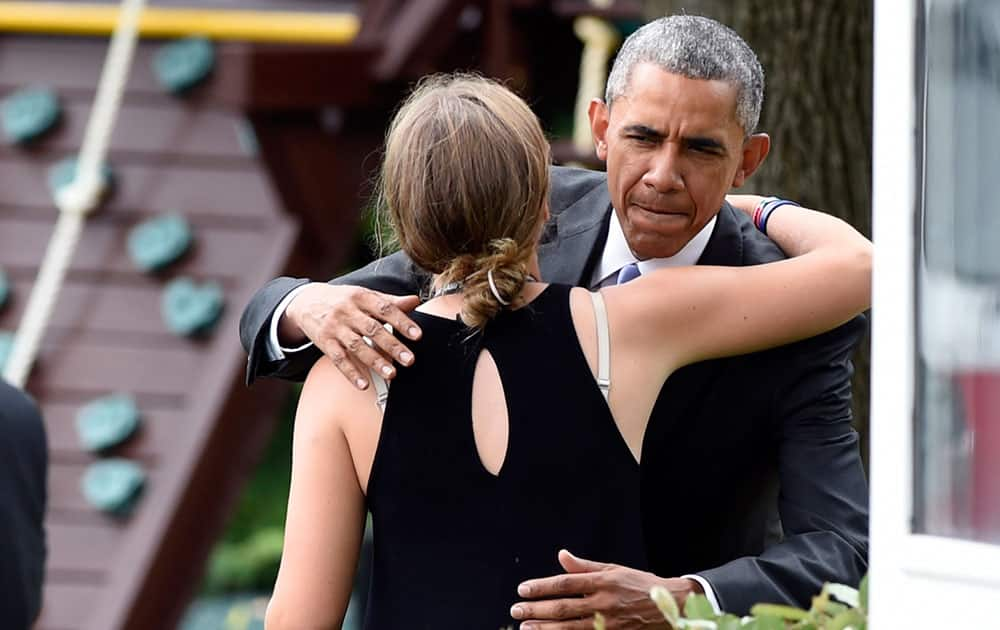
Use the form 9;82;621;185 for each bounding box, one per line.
686;136;727;153
621;124;665;138
621;125;727;153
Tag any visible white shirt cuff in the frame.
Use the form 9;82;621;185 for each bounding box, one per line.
681;574;722;615
266;284;316;361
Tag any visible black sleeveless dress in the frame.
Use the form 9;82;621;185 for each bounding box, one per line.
364;284;647;629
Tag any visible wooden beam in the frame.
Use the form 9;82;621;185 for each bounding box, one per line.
373;0;467;81
0;2;359;44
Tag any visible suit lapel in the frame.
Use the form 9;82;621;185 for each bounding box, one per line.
643;202;749;463
538;180;612;286
696;202;744;267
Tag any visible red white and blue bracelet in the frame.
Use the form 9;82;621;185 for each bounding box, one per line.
752;196;801;234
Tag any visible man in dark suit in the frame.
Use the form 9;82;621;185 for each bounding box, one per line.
0;379;48;629
239;15;867;622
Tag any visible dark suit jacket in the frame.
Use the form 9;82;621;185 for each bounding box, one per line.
239;165;869;614
0;381;48;629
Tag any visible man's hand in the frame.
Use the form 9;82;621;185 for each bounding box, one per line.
282;283;422;390
510;550;702;629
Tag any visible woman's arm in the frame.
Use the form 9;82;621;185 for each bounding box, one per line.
607;200;872;376
265;360;367;630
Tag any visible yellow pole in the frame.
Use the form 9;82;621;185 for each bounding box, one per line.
0;2;359;44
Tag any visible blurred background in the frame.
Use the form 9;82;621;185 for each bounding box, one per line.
0;0;916;628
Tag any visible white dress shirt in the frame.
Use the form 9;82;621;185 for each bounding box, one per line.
267;283;315;361
590;211;717;288
266;210;724;613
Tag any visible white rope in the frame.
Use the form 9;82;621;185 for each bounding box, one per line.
3;0;147;387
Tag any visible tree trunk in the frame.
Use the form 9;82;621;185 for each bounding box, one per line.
643;0;873;465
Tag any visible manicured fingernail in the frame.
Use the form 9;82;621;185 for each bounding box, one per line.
400;351;413;365
381;365;393;377
517;584;530;597
510;605;523;619
356;378;368;389
408;326;420;338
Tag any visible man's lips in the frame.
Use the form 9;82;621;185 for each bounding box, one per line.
629;203;689;218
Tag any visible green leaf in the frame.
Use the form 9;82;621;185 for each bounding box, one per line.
593;612;606;630
677;620;717;629
650;586;680;626
824;583;860;608
827;608;865;630
753;615;785;630
859;574;869;614
715;614;742;630
684;594;717;620
816;600;848;617
750;603;809;621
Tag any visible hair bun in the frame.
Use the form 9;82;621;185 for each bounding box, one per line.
458;238;530;329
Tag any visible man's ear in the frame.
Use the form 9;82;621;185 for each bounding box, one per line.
588;99;610;161
732;133;770;187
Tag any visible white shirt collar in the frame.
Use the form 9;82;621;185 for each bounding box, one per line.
590;211;717;288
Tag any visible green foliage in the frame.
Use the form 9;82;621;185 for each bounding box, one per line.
200;393;297;594
685;594;717;620
650;586;680;627
630;577;868;630
203;527;284;594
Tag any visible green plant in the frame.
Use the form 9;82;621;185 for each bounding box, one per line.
203;527;285;594
595;575;868;630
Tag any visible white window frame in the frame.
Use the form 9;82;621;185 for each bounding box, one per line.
870;0;1000;625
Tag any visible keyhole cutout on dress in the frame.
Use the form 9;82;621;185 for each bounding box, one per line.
471;349;509;477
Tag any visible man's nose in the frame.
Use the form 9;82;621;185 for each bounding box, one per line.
642;145;684;193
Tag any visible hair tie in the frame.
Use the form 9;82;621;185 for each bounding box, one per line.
487;269;511;306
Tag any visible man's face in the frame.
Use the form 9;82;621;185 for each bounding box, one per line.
589;63;769;259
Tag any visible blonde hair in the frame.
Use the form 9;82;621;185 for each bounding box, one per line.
377;74;551;330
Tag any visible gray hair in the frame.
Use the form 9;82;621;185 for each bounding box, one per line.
605;15;764;134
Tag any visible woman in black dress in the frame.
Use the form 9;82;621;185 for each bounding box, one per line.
265;75;872;629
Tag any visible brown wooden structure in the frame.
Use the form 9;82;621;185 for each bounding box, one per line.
0;1;641;628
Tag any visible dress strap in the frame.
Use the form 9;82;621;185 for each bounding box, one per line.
363;323;394;411
589;290;611;401
370;370;390;411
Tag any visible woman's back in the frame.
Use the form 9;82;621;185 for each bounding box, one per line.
363;284;646;629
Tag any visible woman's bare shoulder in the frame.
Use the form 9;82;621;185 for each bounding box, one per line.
300;359;380;433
